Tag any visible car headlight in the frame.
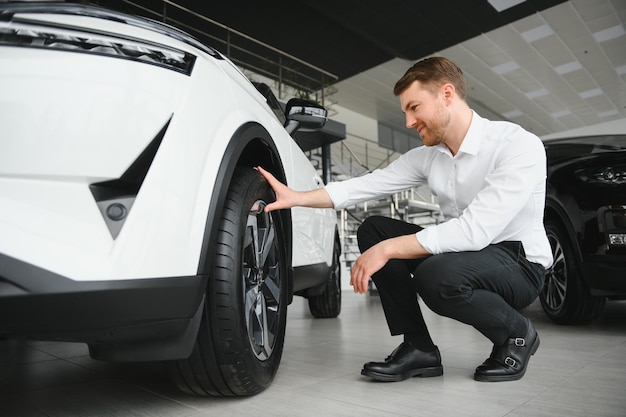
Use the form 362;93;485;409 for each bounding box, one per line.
576;165;626;185
0;21;196;75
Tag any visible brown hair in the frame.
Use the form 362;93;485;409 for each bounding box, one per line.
393;56;466;99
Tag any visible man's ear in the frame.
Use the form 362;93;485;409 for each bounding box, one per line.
441;83;455;103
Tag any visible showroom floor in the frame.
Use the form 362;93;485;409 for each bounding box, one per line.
1;291;625;417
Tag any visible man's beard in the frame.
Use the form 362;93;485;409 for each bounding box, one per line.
420;104;450;146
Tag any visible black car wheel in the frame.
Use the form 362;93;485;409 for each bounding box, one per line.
540;219;605;324
167;167;287;396
308;237;342;318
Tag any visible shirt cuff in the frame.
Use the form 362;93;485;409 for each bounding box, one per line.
324;182;348;210
416;227;440;255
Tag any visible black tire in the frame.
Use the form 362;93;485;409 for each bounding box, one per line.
166;167;288;396
308;237;341;318
540;219;605;324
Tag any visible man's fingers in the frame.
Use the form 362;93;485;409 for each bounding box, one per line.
256;166;277;185
350;260;369;294
257;166;282;212
263;201;281;212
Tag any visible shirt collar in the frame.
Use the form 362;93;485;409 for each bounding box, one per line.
434;110;483;157
457;110;483;156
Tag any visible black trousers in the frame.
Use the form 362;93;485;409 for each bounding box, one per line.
357;216;545;346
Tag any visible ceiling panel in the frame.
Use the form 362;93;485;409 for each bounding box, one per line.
114;0;564;81
104;0;625;139
332;0;625;137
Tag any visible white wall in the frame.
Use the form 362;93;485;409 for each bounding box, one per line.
542;118;626;140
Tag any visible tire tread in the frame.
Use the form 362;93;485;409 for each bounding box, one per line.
166;167;286;396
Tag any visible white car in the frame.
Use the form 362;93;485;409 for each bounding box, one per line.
0;2;341;396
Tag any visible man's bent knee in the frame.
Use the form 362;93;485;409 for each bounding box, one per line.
356;216;388;252
412;256;471;315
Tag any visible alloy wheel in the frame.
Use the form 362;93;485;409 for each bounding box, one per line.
243;200;282;361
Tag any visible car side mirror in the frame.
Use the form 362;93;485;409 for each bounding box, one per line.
284;98;327;135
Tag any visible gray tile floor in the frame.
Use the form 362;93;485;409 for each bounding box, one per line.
2;292;626;417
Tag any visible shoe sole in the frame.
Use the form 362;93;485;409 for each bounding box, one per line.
361;365;443;382
474;334;540;382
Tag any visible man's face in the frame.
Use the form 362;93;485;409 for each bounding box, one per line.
399;81;450;147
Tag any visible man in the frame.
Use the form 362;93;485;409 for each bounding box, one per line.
257;56;552;382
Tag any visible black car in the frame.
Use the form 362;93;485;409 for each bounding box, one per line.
541;134;626;324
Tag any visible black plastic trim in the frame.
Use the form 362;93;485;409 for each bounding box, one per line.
90;116;171;202
196;123;288;273
292;262;329;294
545;198;583;262
582;262;626;295
0;252;206;360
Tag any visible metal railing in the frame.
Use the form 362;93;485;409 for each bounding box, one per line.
116;0;338;104
325;141;442;269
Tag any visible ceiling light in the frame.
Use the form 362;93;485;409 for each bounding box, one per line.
521;25;554;43
593;25;626;42
488;0;526;12
551;110;571;118
579;88;603;99
492;61;520;75
555;61;582;75
525;88;548;99
599;109;619;118
503;109;523;118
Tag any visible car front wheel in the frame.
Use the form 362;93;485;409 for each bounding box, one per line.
166;167;287;396
540;219;605;324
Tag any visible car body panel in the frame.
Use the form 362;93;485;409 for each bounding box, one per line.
0;1;337;363
0;8;335;285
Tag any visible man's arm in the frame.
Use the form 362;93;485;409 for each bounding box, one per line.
256;166;334;211
258;165;431;294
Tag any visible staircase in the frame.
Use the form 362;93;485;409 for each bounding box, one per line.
307;146;443;283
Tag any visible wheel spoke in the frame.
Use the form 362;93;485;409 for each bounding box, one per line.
546;273;566;309
247;202;275;268
246;206;260;269
244;286;257;320
263;273;281;305
254;290;266;348
553;243;565;267
545;234;568;310
258;295;271;359
554;277;566;298
259;220;275;267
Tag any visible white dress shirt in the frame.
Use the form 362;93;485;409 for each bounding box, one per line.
325;111;553;268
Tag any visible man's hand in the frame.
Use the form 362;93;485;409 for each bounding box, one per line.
350;242;391;294
349;234;431;294
255;166;299;212
256;166;334;212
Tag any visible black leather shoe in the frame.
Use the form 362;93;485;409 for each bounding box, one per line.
474;318;540;382
361;342;443;382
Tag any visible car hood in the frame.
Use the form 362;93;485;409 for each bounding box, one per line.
546;136;626;208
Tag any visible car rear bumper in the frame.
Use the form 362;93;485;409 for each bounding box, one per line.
0;253;206;361
581;260;626;296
